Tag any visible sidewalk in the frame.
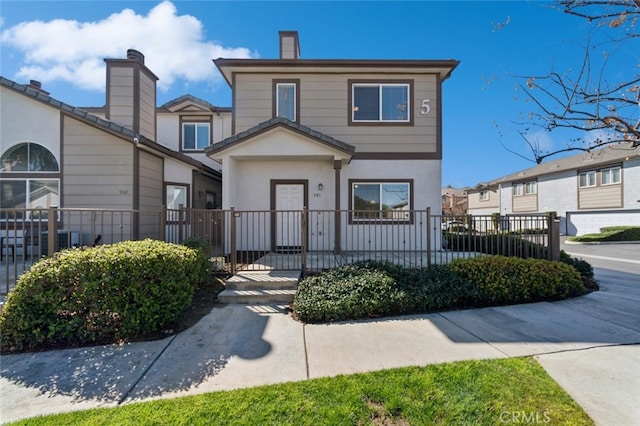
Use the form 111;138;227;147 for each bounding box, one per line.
1;268;639;425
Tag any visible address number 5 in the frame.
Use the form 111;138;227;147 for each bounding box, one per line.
420;99;431;115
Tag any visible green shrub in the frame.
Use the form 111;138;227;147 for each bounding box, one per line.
448;256;586;306
0;239;208;353
399;265;476;312
292;262;408;323
569;226;640;242
443;233;548;259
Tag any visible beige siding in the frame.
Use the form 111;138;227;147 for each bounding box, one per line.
233;73;439;154
513;194;538;212
138;150;163;238
108;68;135;129
468;189;499;209
139;72;156;140
63;116;134;209
579;185;622;209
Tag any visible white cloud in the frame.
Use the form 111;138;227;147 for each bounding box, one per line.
0;1;255;92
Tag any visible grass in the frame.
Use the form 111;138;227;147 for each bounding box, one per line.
9;357;593;426
568;226;640;243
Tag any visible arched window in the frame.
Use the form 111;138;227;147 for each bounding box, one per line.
1;143;60;219
1;142;59;172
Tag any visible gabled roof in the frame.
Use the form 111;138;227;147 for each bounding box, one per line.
158;94;231;113
1;76;220;177
470;143;640;190
206;116;355;156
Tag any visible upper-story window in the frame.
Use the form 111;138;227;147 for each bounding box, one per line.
350;80;412;125
273;79;299;122
579;170;597;188
524;181;537;195
513;180;537;196
182;122;210;151
479;190;489;201
601;166;621;185
513;183;523;196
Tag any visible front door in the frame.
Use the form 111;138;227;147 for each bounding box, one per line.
275;183;304;249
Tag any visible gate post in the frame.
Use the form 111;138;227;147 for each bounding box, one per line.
301;206;307;275
426;207;431;268
230;207;237;275
548;211;561;261
47;205;58;256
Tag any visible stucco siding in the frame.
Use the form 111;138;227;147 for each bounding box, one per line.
537;170;576;215
0;88;61;161
63;116;134;208
233;73;439;154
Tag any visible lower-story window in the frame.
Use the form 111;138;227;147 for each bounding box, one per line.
350;180;412;222
0;179;59;220
165;183;189;222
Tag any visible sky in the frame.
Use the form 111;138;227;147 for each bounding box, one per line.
1;1;635;188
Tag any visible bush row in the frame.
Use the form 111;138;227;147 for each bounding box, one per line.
292;256;590;323
0;239;210;354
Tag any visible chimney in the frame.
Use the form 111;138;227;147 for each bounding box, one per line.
27;80;50;96
104;49;158;141
279;31;300;60
127;49;145;64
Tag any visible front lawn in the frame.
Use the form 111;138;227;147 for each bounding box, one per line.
9;357;593;425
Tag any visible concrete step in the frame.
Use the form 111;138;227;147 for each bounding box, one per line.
224;271;300;290
219;270;301;304
217;288;297;304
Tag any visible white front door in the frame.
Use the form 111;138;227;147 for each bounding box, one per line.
275;184;304;248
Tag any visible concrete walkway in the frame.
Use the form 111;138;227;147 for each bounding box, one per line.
1;267;639;425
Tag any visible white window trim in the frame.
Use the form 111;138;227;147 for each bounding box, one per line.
601;166;621;186
513;183;523;196
0;178;60;221
479;190;489;201
579;170;597;188
182;122;211;151
276;82;297;121
524;181;537;195
351;83;410;123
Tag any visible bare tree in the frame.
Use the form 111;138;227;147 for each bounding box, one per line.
514;0;639;163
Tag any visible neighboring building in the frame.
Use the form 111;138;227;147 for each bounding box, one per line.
467;143;640;235
207;31;459;251
442;187;468;216
1;49;224;242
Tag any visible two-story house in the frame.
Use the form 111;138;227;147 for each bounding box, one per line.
207;31;459;252
467;143;640;235
1;49;225;244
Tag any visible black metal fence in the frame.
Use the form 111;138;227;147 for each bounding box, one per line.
1;207;560;294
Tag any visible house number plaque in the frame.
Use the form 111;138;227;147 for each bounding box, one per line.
420;99;431;115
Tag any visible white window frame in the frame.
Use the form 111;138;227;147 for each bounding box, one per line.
601;166;621;186
182;122;210;151
165;184;189;222
524;181;537;195
276;82;296;121
513;183;523;196
579;170;597;188
479;190;489;201
351;83;410;123
0;178;60;221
